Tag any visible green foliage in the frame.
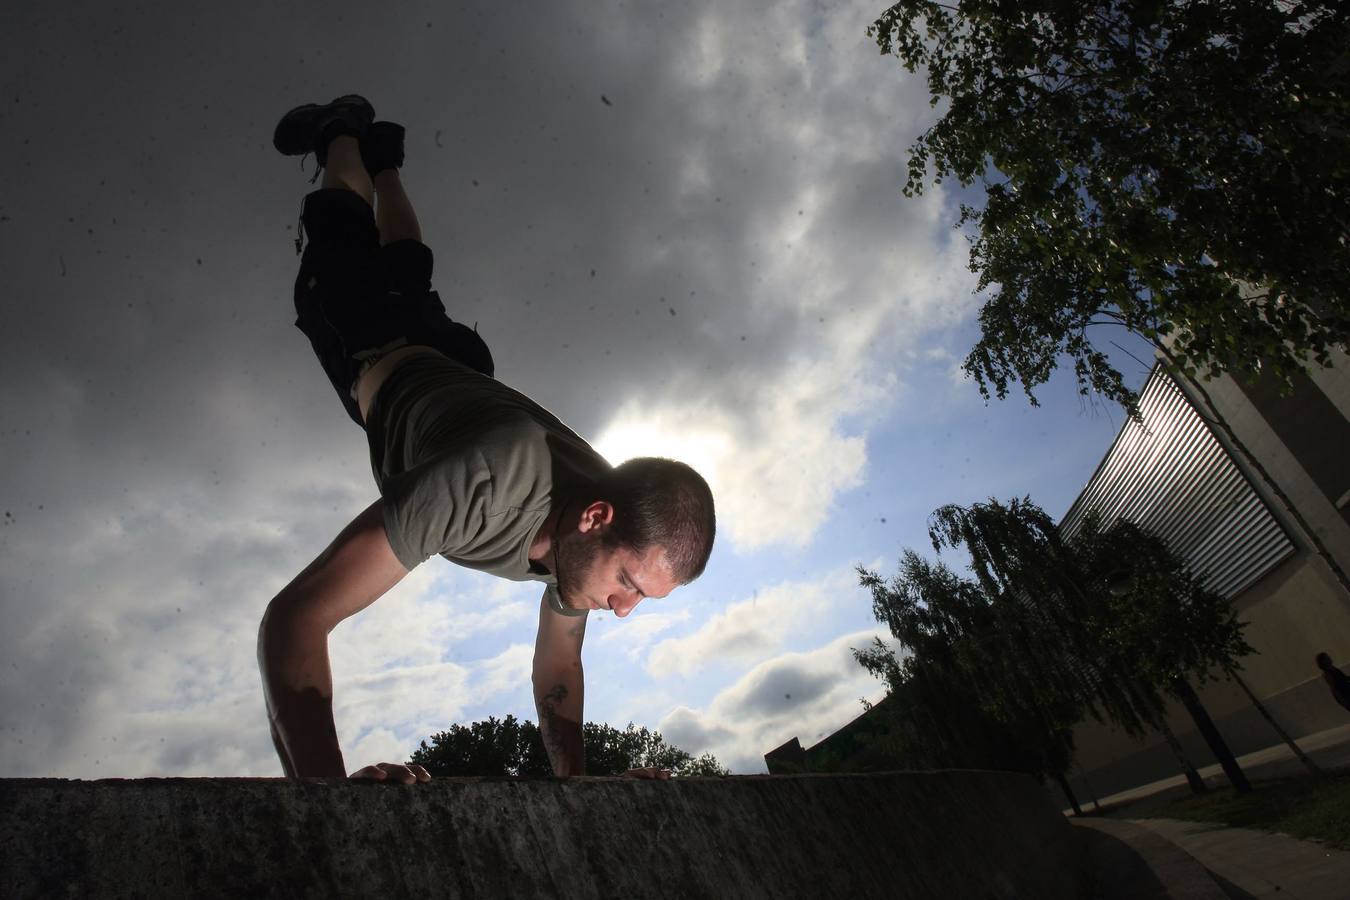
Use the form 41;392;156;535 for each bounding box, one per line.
853;642;1070;776
409;715;550;777
868;0;1350;411
855;536;1081;780
408;716;729;777
581;721;729;776
856;497;1253;774
1069;514;1254;696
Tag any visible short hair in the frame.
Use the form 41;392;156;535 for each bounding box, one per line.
594;457;715;583
1316;652;1333;670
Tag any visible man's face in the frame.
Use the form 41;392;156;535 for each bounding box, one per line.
555;528;679;618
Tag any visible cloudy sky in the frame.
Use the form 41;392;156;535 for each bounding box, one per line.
0;0;1151;777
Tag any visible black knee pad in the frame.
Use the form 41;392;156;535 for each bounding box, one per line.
300;189;379;252
379;240;434;295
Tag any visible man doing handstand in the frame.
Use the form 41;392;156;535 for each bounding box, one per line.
259;95;716;783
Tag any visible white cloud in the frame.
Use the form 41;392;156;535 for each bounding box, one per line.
645;566;863;677
330;564;534;674
596;608;692;662
573;1;979;552
327;634;546;771
469;643;535;698
588;155;975;553
594;388;871;550
333;661;472;744
331;643;539;773
347;728;414;770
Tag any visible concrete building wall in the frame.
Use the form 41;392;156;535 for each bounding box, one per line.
1063;353;1350;802
1306;347;1350;423
1065;550;1350;801
1196;349;1350;566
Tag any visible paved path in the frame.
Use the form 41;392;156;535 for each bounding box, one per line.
1069;725;1350;897
1073;818;1229;899
1129;818;1350;900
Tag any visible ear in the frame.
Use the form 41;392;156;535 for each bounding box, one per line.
577;500;615;534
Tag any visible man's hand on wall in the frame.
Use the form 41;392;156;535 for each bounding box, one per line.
349;762;432;784
622;768;671;780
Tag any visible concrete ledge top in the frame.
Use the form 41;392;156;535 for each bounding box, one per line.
2;770;1087;899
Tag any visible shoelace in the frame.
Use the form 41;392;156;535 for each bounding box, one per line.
293;152;324;256
294;200;305;257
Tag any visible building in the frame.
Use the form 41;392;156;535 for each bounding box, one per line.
766;351;1350;792
764;696;898;775
1060;351;1350;800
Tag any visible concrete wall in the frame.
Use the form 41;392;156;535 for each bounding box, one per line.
1063;545;1350;801
1192;355;1350;578
1;772;1087;899
1062;355;1350;802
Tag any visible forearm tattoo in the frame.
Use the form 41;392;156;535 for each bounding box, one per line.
539;683;570;764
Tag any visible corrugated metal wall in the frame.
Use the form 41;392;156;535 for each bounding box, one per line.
1061;366;1294;599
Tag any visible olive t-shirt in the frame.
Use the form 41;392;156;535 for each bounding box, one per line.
364;348;609;615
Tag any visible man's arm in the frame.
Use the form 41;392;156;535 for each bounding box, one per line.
257;498;408;777
532;592;588;776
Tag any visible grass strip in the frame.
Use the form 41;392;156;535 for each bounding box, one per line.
1133;769;1350;850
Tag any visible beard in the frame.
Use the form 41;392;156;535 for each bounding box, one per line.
553;530;605;610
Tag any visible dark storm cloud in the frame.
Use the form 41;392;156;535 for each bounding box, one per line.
0;0;956;775
656;705;736;751
735;662;834;716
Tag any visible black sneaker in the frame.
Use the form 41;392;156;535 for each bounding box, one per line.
361;121;406;177
272;94;376;166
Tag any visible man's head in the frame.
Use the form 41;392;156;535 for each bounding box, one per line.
1316;652;1334;671
554;457;715;617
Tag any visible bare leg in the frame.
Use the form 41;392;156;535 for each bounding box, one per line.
374;169;423;246
320;135;374;208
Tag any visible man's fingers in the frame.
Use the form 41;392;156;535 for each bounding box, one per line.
350;762;429;784
622;767;672;780
349;764;388;781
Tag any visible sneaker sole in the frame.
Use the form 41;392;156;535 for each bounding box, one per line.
272;94;375;156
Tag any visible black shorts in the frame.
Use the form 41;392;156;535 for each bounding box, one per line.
293;188;495;427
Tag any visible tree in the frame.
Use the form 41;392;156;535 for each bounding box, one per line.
408;716;729;777
1080;518;1322;778
867;0;1349;410
858;497;1259;797
939;499;1255;792
853;551;1085;809
1224;666;1321;775
408;715;546;776
581;722;727;776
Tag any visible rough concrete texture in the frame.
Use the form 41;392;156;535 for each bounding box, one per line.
1;771;1086;899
